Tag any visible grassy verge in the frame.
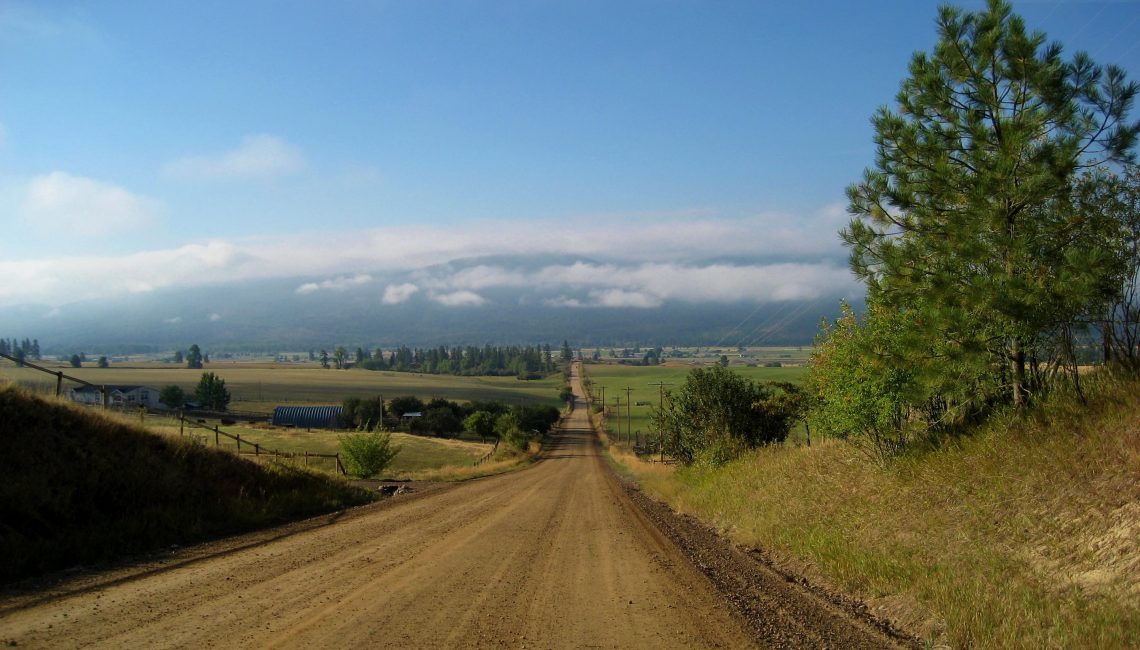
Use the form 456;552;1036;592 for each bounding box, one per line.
598;373;1140;648
0;385;374;584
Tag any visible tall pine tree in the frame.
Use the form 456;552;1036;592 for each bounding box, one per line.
844;0;1138;409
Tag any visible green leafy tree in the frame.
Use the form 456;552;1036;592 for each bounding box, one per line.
421;406;462;437
495;411;528;450
159;385;186;410
339;431;401;478
806;302;924;463
186;344;203;369
560;340;572;362
332;346;348;370
387;395;425;418
342;396;385;430
193;372;231;411
464;410;497;443
173;350;183;364
319;350;330;369
97;356;109;368
69;354;82;368
844;0;1138;410
513;404;561;435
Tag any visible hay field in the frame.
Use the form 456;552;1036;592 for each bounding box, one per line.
0;361;561;413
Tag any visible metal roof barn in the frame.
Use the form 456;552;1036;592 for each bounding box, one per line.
272;406;344;429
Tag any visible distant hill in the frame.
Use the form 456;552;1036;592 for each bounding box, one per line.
0;273;859;354
0;386;372;583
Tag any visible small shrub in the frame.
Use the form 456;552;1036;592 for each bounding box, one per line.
339;431;401;478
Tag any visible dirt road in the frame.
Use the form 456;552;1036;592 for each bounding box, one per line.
0;366;902;649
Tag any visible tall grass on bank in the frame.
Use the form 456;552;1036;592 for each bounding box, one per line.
612;372;1140;648
0;385;373;584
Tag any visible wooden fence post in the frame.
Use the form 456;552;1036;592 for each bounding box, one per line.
55;372;63;397
254;443;260;457
214;425;219;447
180;412;184;436
236;434;241;451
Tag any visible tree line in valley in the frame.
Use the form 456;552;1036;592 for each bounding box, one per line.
651;0;1140;466
0;338;41;362
316;341;574;377
342;394;562;449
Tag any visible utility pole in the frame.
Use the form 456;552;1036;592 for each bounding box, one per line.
623;387;633;445
648;381;673;462
612;396;622;440
648;381;673;410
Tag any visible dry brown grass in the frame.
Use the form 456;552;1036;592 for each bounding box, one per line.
605;372;1140;648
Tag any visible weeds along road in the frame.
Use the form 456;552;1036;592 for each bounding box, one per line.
0;366;899;649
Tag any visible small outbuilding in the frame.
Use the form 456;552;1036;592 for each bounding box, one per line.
272;405;343;429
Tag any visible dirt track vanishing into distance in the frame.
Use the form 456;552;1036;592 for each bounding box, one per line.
0;366;906;649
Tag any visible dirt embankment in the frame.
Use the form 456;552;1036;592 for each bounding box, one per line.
0;368;907;649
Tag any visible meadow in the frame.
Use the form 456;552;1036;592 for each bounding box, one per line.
580;361;807;443
141;413;493;478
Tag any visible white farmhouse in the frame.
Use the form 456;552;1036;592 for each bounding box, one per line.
69;385;163;409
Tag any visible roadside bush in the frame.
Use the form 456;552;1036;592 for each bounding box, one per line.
653;365;795;466
339;431;401;478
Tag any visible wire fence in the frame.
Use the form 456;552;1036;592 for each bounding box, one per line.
176;415;347;475
0;351;111;404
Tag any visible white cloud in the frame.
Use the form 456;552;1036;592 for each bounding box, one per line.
295;273;373;294
208;313;222;322
382;283;419;305
588;289;662;309
18;171;161;237
544;296;584;308
424;261;858;307
431;290;486;307
164;316;182;324
162;134;305;181
0;203;861;308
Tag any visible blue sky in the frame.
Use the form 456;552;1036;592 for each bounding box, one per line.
2;0;1139;310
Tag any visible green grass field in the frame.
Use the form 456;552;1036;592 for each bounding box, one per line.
0;362;562;413
580;362;807;442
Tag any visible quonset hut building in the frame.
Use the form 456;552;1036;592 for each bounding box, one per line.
271;405;344;429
